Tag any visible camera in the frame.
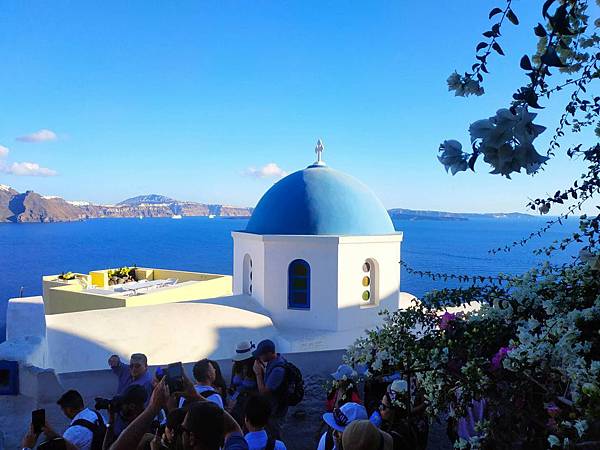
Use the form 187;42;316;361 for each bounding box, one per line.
94;395;124;413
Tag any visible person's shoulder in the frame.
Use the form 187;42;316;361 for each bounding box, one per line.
224;431;250;450
317;432;327;450
275;439;287;450
79;408;101;422
208;392;224;408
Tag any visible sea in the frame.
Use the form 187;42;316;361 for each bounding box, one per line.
0;216;581;340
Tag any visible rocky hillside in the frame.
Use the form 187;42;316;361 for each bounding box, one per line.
0;187;253;223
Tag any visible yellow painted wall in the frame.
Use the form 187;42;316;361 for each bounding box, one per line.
90;271;109;288
44;284;126;315
125;276;233;307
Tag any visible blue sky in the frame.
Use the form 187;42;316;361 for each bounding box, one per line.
0;1;597;213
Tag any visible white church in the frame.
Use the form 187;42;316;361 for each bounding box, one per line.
0;142;412;445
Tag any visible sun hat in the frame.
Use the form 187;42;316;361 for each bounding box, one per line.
342;420;394;450
322;402;368;432
252;339;276;358
233;341;255;361
331;364;358;381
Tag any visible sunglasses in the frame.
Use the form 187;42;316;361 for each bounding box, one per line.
379;402;390;411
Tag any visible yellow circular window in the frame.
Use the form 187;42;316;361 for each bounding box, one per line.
362;290;370;301
362;276;370;287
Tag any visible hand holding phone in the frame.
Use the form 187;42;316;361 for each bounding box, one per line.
32;408;45;434
166;362;184;393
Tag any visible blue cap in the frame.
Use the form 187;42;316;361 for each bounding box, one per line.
252;339;276;357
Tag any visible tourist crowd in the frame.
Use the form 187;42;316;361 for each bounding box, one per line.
20;340;448;450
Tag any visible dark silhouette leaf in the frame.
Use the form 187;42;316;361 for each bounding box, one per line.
541;48;566;67
489;7;503;19
492;42;505;56
534;23;547;37
491;23;501;36
542;0;555;19
506;9;519;25
483;30;495;38
520;55;533;70
476;42;487;52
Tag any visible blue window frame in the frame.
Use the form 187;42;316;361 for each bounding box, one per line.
288;259;310;309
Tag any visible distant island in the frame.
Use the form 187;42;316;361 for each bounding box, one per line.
0;185;536;223
0;187;253;223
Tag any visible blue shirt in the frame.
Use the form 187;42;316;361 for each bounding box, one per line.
225;432;250;450
111;360;153;399
264;355;286;392
244;430;286;450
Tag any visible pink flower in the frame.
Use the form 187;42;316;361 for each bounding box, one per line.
546;403;560;418
491;347;510;370
439;312;457;330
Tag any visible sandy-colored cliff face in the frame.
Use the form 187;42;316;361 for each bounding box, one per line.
0;188;253;223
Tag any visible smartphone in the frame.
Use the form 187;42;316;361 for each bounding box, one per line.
32;408;45;433
38;438;66;450
167;362;184;393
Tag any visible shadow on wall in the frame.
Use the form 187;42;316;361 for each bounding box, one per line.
1;322;346;450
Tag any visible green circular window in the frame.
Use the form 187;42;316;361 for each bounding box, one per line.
362;262;371;272
362;290;371;301
362;276;370;287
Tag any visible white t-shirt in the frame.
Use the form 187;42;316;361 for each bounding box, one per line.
62;408;101;450
317;431;337;450
178;384;223;408
244;430;286;450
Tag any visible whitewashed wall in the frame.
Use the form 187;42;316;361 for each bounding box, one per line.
336;235;403;330
232;232;265;307
233;232;403;332
263;235;340;331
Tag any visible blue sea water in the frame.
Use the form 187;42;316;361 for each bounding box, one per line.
0;216;581;340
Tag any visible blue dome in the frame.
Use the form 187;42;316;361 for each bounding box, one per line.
246;164;395;236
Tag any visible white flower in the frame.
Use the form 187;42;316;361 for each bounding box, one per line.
438;140;468;175
574;419;588;438
447;72;462;90
391;379;408;393
548;435;560;447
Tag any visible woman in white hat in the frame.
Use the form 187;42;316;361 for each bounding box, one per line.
325;364;362;412
228;341;258;425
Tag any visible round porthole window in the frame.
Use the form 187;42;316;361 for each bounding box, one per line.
362;276;370;287
362;262;370;272
362;290;370;301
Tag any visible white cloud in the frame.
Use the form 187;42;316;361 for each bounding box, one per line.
0;145;8;158
0;161;57;177
16;129;58;143
243;162;287;179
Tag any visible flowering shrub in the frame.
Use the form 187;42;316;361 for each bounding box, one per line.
346;262;600;448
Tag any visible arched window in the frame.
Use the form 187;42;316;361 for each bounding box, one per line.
288;259;310;310
243;254;253;295
362;258;379;305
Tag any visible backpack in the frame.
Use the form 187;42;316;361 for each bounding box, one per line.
199;389;219;399
69;410;106;450
274;361;304;407
265;437;276;450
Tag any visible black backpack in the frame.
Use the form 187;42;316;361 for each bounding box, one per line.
69;410;106;450
275;361;304;407
264;437;276;450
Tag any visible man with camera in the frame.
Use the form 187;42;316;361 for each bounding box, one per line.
21;390;105;450
99;384;149;449
108;353;153;400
